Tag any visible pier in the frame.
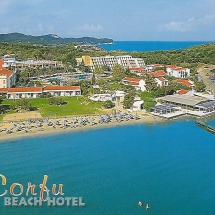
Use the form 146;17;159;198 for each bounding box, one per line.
195;120;215;134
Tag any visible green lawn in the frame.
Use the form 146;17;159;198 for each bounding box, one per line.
1;96;104;118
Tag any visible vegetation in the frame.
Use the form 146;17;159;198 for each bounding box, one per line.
0;42;107;64
112;64;126;81
1;42;215;116
103;100;115;109
15;99;32;111
0;33;113;45
131;43;215;66
123;90;135;109
141;92;156;112
2;97;104;117
48;97;66;106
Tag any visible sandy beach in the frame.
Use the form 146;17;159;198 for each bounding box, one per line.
0;111;164;141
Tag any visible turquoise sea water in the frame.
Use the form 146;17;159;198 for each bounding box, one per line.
0;119;215;214
98;41;215;52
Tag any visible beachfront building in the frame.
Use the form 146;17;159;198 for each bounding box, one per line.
159;94;207;109
129;67;146;76
16;60;64;71
113;90;126;102
2;56;16;69
76;55;93;67
0;60;16;88
88;94;113;102
7;87;43;99
132;100;144;111
122;77;146;91
5;86;81;99
146;64;164;72
154;77;169;87
176;79;195;90
177;89;193;95
166;65;190;78
43;86;81;97
76;55;145;71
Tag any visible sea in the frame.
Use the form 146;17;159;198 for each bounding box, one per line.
1;119;215;215
98;41;215;52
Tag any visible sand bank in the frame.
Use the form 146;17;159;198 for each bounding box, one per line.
0;113;164;142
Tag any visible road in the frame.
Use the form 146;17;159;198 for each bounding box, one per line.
197;65;215;92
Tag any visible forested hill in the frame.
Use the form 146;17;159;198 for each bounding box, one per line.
130;43;215;65
1;42;215;67
0;33;113;45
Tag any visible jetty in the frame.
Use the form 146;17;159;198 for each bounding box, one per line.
195;120;215;134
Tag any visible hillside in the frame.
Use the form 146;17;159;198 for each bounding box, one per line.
0;33;113;45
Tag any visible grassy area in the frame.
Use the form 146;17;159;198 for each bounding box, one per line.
0;104;17;120
1;96;104;118
141;92;156;112
141;92;154;101
110;83;122;90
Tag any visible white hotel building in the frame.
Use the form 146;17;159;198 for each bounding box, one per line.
90;55;145;70
166;65;190;78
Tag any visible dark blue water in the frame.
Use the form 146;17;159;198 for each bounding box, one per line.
0;119;215;214
99;41;215;52
73;75;88;80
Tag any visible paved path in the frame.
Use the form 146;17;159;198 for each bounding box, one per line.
197;65;215;92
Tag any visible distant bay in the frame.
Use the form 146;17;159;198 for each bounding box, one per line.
98;41;215;52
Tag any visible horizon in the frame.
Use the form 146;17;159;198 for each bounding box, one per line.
0;1;215;41
1;32;215;43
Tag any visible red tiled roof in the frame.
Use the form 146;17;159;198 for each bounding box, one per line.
129;67;145;71
0;60;4;68
176;79;192;87
8;87;43;93
177;89;189;94
149;70;166;77
0;88;8;93
175;67;186;71
123;77;141;82
153;64;163;67
0;68;13;77
44;86;80;91
154;70;165;77
166;65;178;69
158;77;166;81
129;81;139;86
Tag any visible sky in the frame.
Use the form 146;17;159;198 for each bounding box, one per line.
0;0;215;41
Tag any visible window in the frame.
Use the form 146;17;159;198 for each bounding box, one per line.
3;80;5;84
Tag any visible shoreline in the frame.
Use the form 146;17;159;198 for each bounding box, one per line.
0;113;164;142
0;113;214;142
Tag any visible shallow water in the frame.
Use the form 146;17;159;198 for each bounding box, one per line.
0;119;215;214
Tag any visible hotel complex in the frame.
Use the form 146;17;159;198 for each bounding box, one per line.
3;56;64;71
0;58;81;98
76;54;145;71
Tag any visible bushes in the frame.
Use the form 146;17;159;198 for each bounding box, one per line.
40;92;51;98
123;90;135;109
16;99;32;110
103;100;115;109
48;97;66;106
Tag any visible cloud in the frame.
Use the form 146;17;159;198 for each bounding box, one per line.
67;24;104;37
77;24;103;32
160;14;215;32
161;21;188;32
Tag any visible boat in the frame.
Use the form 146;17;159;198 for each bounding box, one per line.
195;120;215;134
